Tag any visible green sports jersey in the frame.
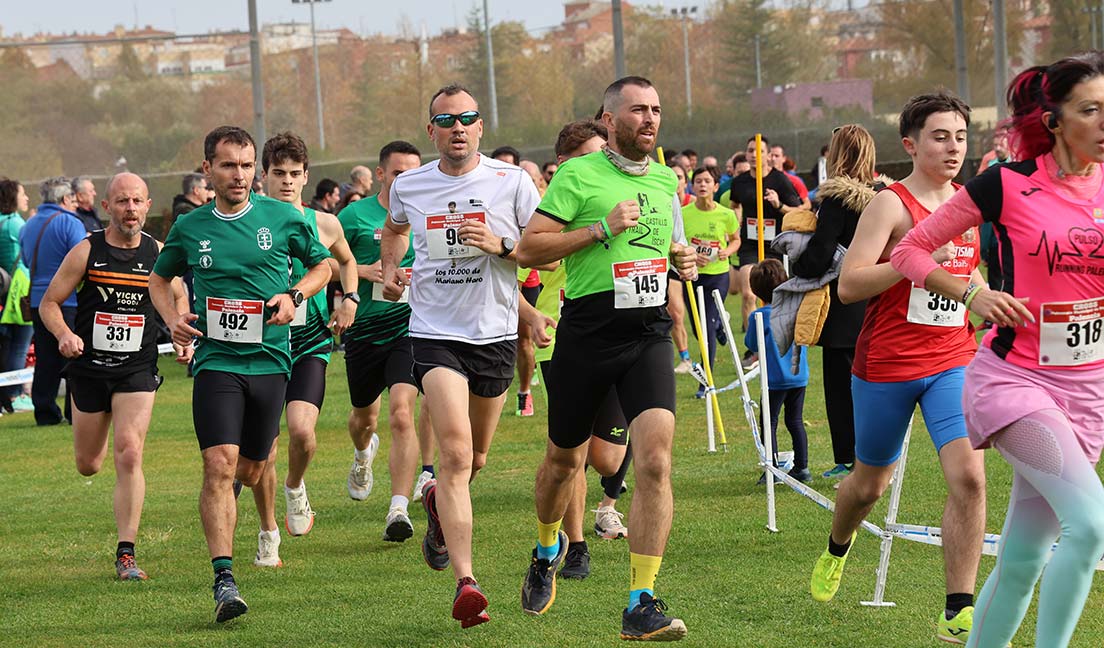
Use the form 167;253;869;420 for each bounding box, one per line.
536;151;677;300
533;264;565;364
338;194;415;346
290;208;333;364
682;202;739;275
153;193;332;376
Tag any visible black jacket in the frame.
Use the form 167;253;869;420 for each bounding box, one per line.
172;194;202;219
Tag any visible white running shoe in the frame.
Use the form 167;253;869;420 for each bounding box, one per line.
412;470;434;502
594;505;629;539
284;482;315;536
674;359;692;374
347;433;379;501
253;529;283;567
383;506;414;542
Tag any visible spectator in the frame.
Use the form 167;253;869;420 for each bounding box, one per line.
769;145;812;210
0;178;32;412
251;176;266;196
519;160;547;195
20;176;87;425
336;190;364;214
783;156;811;204
341;165;373;200
172;173;209;218
491;145;521;166
715;152;749;203
681;148;699;169
309;178;340;212
541;161;558;184
976;123;1013;294
702;155;718;170
809;144;829;191
71;176;103;232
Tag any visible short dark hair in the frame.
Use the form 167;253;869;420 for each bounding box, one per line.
681;149;698;158
690;167;718;184
261;131;309;172
313;178;338;200
541;161;556;173
749;259;787;303
555;119;608;158
204;125;256;163
378;140;421;168
603;75;655;113
0;178;20;214
747;135;771;146
491;146;521;165
732;153;748;164
428;83;476;118
899;91;971;139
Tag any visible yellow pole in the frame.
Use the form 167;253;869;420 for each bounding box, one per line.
754;133;765;262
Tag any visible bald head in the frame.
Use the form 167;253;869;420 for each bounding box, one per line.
105;172;148;200
350;165;373;194
101;172;150;240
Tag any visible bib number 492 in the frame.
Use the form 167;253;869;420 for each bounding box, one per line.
219;311;251;331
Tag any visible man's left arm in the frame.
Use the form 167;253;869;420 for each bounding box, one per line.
316;211;359;333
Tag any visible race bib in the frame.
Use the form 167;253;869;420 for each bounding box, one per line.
906;281;966;327
612;258;668;309
291;300;307;327
92;312;144;352
426;211;488;260
206;297;264;343
691;237;721;263
372;268;412;303
1039;297;1104;366
746;218;776;241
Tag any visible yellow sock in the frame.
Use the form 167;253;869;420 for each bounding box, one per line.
537;519;562;549
629;552;663;595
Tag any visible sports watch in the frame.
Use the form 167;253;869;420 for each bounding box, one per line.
287;289;304;308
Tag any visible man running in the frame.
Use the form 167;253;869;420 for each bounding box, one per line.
379;84;551;629
516;76;697;641
808;92;986;645
338;139;431;541
247;131;359;567
149;126;332;623
40;172;189;581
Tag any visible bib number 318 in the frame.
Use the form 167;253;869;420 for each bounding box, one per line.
1040;297;1104;366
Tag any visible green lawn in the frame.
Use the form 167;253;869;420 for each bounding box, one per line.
1;337;1102;647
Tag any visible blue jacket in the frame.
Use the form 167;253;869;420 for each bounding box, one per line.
745;305;809;391
20;203;86;308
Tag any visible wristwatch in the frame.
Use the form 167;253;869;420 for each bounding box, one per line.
342;291;361;304
287;289;304;308
498;236;515;258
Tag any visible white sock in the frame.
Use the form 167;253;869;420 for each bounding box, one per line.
519;390;530;396
355;446;373;461
285;480;303;492
390;495;409;511
260;528;279;539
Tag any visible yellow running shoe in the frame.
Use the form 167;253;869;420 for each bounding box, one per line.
937;606;973;645
809;533;854;602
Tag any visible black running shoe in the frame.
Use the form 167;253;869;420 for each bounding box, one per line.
521;530;568;615
620;593;687;641
213;577;248;623
421;480;449;570
559;543;590;580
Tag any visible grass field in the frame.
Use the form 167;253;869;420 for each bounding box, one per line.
2;334;1103;648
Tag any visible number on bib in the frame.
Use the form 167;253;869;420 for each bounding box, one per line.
906;282;966;327
612;258;668;309
92;312;144;352
206;297;264;343
690;237;721;263
1039;298;1104;366
425;211;488;260
746;218;776;242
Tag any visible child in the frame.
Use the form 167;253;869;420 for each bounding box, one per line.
745;259;811;483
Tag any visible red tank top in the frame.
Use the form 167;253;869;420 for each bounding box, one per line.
852;182;980;382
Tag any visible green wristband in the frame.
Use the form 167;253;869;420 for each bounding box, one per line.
963;284;984;310
599;218;613;240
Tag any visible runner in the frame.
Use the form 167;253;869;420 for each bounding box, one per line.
516;76;696;641
379;84;551;629
338;139;432;542
808;93;986;645
246;131;359;567
892;53;1104;648
39;172;189;581
149;126;332;623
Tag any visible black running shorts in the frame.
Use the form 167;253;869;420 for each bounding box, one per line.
344;336;416;409
540;361;628;446
69;368;161;415
286;355;328;408
412;337;516;399
193;370;287;461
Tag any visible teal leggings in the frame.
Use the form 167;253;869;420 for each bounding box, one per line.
968;409;1104;648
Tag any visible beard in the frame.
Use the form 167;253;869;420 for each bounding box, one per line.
613;120;654;162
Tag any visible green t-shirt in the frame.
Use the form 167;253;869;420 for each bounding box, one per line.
338;195;415;346
290;208;333;364
682;202;739;275
533;265;565;364
536;151;677;300
153;193;332;376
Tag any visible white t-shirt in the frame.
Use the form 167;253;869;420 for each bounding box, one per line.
389;154;541;344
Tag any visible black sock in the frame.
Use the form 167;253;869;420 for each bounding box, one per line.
827;534;851;558
212;556;233;581
422;464;434;477
116;541;135;559
945;592;973;618
568;540;588;553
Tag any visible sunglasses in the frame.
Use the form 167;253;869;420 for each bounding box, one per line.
431;111;480;128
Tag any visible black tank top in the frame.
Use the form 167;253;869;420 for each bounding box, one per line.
72;230;160;376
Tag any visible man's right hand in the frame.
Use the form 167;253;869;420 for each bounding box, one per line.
58;332;83;359
359;261;384;283
171;312;203;346
606;200;641;236
381;267;409;302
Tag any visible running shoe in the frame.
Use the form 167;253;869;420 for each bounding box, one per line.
284;482;315;536
694;386;707;399
347;433;379;500
740;351;759;371
673;359;692;374
559;543;590;580
115;553;148;581
788;467;813;484
716;324;728;347
821;463;853;480
810;533;855;602
232;479;243;500
453;576;490;628
383;505;414;542
412;470;434;502
253;530;283;568
516;393;534;417
421;480;449;570
937;606;974;645
521;529;568;615
1;398;13;414
11;395;32;412
531;374;540;387
213;577;248;623
620;593;688;641
594;506;629;539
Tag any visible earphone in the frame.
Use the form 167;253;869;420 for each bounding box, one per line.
1047;112;1059;130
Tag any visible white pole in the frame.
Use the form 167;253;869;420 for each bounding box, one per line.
861;416;912;608
756;311;777;532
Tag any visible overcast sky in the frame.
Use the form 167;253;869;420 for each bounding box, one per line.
2;1;573;39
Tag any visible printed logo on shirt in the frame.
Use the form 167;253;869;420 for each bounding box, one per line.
1029;226;1104;275
199;240;212;252
1020;187;1042;197
257;227;273;250
199;254;213;269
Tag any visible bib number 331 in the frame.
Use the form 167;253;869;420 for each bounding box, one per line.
612;258;668;309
